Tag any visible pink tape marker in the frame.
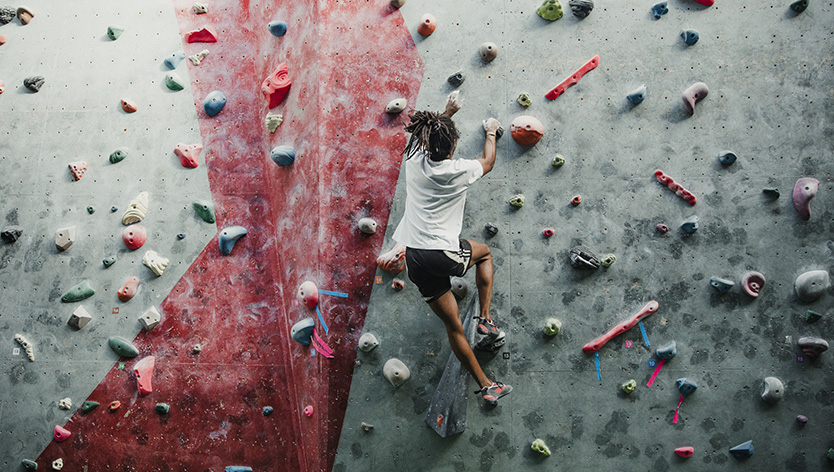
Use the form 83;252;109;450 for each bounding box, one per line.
646;358;666;387
312;328;334;357
545;55;600;100
673;394;684;424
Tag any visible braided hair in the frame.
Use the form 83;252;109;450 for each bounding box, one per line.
402;110;460;162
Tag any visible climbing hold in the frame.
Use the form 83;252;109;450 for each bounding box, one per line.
270;145;296;166
510;115;544;146
805;310;822;323
447;71;465;87
68;161;87;181
0;80;4;94
203;91;226;117
61;280;94;303
709;276;734;293
164;50;186;69
417;13;436;36
797;336;828;358
601;254;616;268
682;82;709;115
0;6;12;25
193;201;216;223
192;344;202;354
361;421;374;432
107;25;124;40
177;233;186;240
304;405;314;417
53;425;71;442
15;334;35;361
729;440;754;459
291;318;315;345
55;226;76;251
656;224;669;233
544;318;561;336
0;34;5;45
385;98;407;114
103;256;116;268
175;143;203;168
86;206;95;214
134;356;155;396
108;147;130;165
122;192;149;225
509;194;525;208
543;228;554;238
760;376;784;404
552;154;565;167
621;379;637;394
383;358;410;387
656;341;677;360
297;281;319;308
536;0;564;21
219;226;247;255
651;1;669;19
675;447;694;458
484;222;499;237
108;336;140;358
390;0;406;7
23;76;44;93
717;150;737;166
15;5;34;24
680;216;699;234
545;55;600;100
796;415;808;425
262;63;292;108
792;177;819;220
265;113;283;132
358;333;379;352
655;170;697;204
531;438;552;456
52;459;64;470
193;2;208;13
68;305;92;330
111;206;118;212
626;84;647;105
142;250;169;276
790;0;809;13
225;468;253;472
109;401;121;411
676;378;697;397
479;42;498;62
188;49;209;65
450;277;468;299
569;245;600;269
155;403;170;414
762;188;780;199
267;21;288;37
571;195;582;206
121;98;138;113
263;406;273;416
794;270;829;302
392;278;405;291
81;401;99;413
165;72;185;91
358;217;378;235
1;226;22;243
122;225;147;250
693;0;714;5
185;25;218;43
21;459;37;470
139;306;162;331
741;271;765;297
569;0;594;18
680;29;699;46
517;92;532;107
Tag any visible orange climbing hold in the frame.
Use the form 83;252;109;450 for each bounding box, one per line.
134;356;155;396
571;195;582;206
68;161;87;181
262;63;292;109
118;276;140;302
121;98;138;113
185;25;218;43
109;401;121;411
174;143;203;168
417;14;437;36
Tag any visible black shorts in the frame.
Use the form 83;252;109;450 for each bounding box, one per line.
405;239;472;303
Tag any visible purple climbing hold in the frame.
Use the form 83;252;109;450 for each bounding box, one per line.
796;415;808;425
792;177;819;220
797;337;828;359
656;223;669;234
741;271;765;297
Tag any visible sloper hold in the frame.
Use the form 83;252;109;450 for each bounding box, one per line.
627;84;647;105
680;216;699;234
297;281;319;308
193;201;215;223
760;376;784;404
16;6;34;24
267;21;288;36
203;91;226;117
53;425;71;442
390;0;406;8
122;191;149;225
385;98;406;114
108;336;140;358
133;356;155;396
219;226;247;255
479;42;498;62
717;150;737;166
447;71;465;87
450;277;468;299
55;226;76;251
175;143;203;168
142;250;169;276
676;378;697;396
680;29;699;46
709;276;734;293
655;341;677;360
729;440;754;459
651;1;669;19
122;225;147;250
24;76;44;92
107;25;124;40
185;25;218;43
510;115;544;146
792;177;819;220
61;280;94;302
383;358;410;387
1;226;23;243
794;269;829;302
358;217;377;234
21;459;37;470
109;147;129;163
262;63;292;108
140;306;161;331
682;82;709;115
68;305;92;329
797;336;828;358
165;72;185;91
741;271;765;297
290;318;315;345
270;145;296;166
675;447;694;458
790;0;809;13
164;50;186;69
358;333;379;352
536;0;564;20
68;161;87;180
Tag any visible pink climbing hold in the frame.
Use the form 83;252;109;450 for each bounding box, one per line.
69;161;88;181
122;225;147;250
262;63;292;109
134;356;156;396
582;301;659;353
304;405;314;417
741;271;765;297
117;276;140;302
545;55;599;100
682;82;709;115
0;80;4;94
297;281;319;309
693;0;714;5
0;34;6;45
54;425;71;442
792;177;819;220
655;170;696;206
185;25;218;43
675;446;694;458
174;143;203;168
542;228;555;238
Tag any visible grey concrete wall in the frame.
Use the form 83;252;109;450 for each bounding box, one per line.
336;1;834;471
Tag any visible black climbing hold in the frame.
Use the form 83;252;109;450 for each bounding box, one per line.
484;222;499;237
0;6;14;25
569;0;594;19
111;206;118;212
177;233;186;240
1;226;23;243
569;245;600;269
762;188;780;199
23;76;45;92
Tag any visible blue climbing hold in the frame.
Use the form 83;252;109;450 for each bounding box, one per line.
267;21;288;37
270;145;296;166
111;206;118;212
291;318;315;345
204;91;227;117
177;233;186;240
729;440;754;459
680;216;699;234
655;341;677;360
263;406;274;416
627;84;647;105
681;29;699;46
164;50;186;69
717;151;737;166
225;467;253;472
676;378;697;397
219;226;247;255
651;1;668;19
709;276;735;293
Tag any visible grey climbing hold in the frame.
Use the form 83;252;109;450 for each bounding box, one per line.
680;216;698;234
268;20;288;37
0;6;13;25
24;76;44;92
509;194;525;208
450;277;468;299
15;334;35;361
219;226;247;255
68;305;92;330
796;415;808;425
805;310;822;323
361;421;374;432
762;188;780;199
651;1;668;19
385;98;406;114
270;145;296;166
729;440;754;459
108;336;140;358
569;245;600;269
193;201;216;223
263;406;273;416
717;151;737;166
165;72;185;91
139;306;161;331
61;280;94;302
103;256;117;268
621;379;637;394
790;0;809;13
291;318;315;345
358;332;379;352
600;254;616;268
680;29;699;46
447;70;464;87
203;90;227;116
797;336;828;358
383;358;410;387
1;226;22;243
265;113;283;133
21;459;37;470
479;42;498;62
761;376;784;404
676;378;697;396
484;222;499;237
164;50;186;69
142;250;169;276
626;84;647;105
544;318;561;336
358;217;377;235
109;147;129;164
655;341;677;360
569;0;594;18
709;276;734;293
517;92;532;107
55;226;76;251
794;269;829;302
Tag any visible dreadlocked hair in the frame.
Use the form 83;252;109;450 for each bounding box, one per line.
402;110;460;162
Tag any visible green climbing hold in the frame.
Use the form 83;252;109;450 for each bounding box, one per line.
517;92;532;107
621;379;637;394
537;0;564;21
790;0;809;13
601;254;616;268
110;147;129;164
165;72;185;91
193;200;216;223
103;256;117;268
107;25;125;40
531;438;552;456
828;447;834;461
552;154;565;167
155;402;170;414
82;401;100;413
22;459;38;470
61;280;95;303
108;336;140;358
805;310;822;323
87;206;95;214
509;194;525;208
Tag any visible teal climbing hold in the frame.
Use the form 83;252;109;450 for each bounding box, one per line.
225;467;253;472
790;0;808;13
107;25;125;40
109;147;129;164
87;206;95;214
108;336;140;358
651;1;668;19
82;401;100;413
729;440;754;459
61;280;95;302
21;459;38;470
219;226;247;255
103;256;117;268
193;201;216;223
203;90;227;116
805;310;822;323
270;145;296;166
155;403;170;414
268;21;288;37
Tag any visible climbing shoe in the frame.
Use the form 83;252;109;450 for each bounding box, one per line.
477;318;501;337
477;381;513;406
475;318;505;352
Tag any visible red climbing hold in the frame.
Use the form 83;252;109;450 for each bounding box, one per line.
675;446;695;458
134;356;156;396
68;161;88;181
509;115;545;146
122;225;147;250
0;80;4;94
54;425;71;442
262;63;292;109
545;55;600;100
655;170;696;206
174;143;203;168
185;25;218;43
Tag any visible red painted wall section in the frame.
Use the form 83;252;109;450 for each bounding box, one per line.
35;1;421;471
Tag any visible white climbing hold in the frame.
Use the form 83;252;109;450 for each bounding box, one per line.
761;376;785;404
52;458;64;470
58;398;72;410
358;217;378;234
544;317;562;336
68;305;92;329
383;358;410;387
358;333;379;352
14;334;34;361
193;2;208;13
122;192;149;225
265;112;283;133
55;226;76;251
139;306;162;331
142;250;169;277
794;269;830;303
385;98;406;114
189;49;209;65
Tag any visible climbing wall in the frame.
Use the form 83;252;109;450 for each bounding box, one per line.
336;1;834;471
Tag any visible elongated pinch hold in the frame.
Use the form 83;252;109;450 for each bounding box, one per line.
792;177;819;220
655;170;696;205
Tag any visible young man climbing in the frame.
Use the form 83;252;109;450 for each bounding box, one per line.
392;92;512;406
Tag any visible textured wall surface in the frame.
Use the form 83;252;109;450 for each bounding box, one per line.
336;1;834;471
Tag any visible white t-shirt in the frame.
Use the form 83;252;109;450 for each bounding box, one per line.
392;149;484;251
